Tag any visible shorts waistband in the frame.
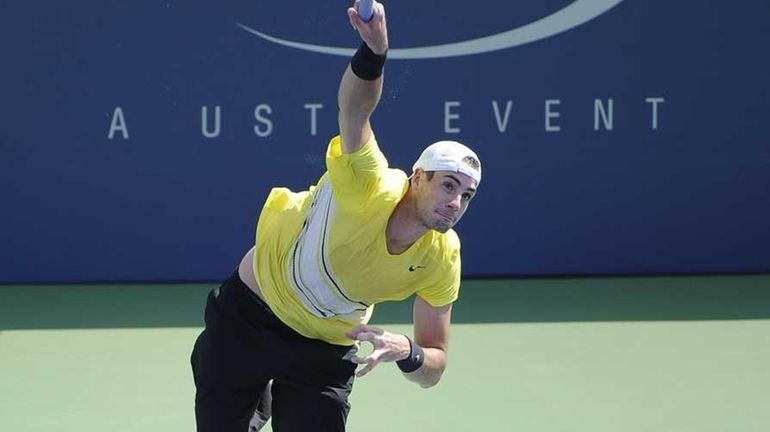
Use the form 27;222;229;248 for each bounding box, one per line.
216;271;273;313
214;270;307;341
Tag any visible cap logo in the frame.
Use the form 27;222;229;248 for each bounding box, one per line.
461;155;480;172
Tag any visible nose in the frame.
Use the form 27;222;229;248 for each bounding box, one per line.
447;194;462;211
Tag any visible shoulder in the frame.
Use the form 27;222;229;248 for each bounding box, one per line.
326;134;383;163
444;229;461;250
354;168;408;204
378;168;409;199
424;229;461;268
437;229;461;253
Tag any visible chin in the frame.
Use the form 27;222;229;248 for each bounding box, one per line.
420;211;454;233
432;221;453;233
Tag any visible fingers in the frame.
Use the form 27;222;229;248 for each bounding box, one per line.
346;324;384;339
350;348;381;364
356;332;377;344
353;350;383;377
347;0;365;28
350;354;368;364
346;326;404;378
374;2;386;23
347;7;361;30
350;347;383;377
356;361;377;377
346;1;388;54
348;1;385;29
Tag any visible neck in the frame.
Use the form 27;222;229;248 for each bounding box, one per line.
386;192;429;255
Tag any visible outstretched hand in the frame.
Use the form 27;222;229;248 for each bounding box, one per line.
347;0;388;55
346;324;410;377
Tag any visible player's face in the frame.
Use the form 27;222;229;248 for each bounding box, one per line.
415;170;478;233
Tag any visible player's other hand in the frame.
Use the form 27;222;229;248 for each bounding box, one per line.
346;324;410;377
347;1;388;55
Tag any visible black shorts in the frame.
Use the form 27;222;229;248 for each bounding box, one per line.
191;271;358;432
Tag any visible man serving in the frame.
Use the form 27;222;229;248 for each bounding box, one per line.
191;2;483;430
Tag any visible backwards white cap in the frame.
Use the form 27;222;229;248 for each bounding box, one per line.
412;141;482;185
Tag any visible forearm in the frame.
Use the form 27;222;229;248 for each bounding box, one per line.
402;345;447;388
346;321;450;387
337;63;383;133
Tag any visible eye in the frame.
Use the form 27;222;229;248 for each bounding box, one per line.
443;182;455;192
462;193;472;202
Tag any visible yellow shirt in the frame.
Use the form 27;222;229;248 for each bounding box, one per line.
253;135;461;345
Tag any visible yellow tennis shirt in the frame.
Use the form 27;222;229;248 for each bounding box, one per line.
252;135;461;345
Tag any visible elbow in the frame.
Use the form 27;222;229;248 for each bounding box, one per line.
418;365;445;389
418;375;442;389
419;380;439;389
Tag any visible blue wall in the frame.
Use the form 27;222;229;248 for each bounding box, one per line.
1;1;769;282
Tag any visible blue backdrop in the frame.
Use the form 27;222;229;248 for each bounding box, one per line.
1;1;769;282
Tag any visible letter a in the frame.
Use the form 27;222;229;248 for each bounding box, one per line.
108;107;129;140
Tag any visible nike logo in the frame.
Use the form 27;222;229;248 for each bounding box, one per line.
409;265;426;272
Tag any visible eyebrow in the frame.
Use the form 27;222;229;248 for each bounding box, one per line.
445;174;477;193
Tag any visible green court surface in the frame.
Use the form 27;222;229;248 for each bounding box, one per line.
2;275;769;431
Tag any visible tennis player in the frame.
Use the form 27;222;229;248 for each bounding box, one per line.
190;2;482;431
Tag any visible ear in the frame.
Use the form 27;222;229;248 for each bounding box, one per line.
412;168;424;188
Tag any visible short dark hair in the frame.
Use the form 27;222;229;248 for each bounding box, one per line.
408;170;434;186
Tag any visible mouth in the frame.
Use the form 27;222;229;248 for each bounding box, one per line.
436;211;455;224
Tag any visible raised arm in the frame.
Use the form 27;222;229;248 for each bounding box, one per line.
338;1;389;154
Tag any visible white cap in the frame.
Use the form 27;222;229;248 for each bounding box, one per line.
412;141;482;185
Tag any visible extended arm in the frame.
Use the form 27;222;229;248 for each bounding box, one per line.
401;296;451;387
338;1;388;154
347;296;452;389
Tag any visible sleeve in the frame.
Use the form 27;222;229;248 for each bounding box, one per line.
416;244;462;307
325;134;389;211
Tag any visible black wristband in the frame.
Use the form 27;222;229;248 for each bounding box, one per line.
350;42;387;80
396;336;425;373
